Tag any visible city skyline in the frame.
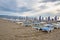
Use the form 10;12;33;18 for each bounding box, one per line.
0;15;60;20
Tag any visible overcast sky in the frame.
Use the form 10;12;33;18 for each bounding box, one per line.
0;0;60;17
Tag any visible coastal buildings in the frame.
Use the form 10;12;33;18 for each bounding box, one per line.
0;15;60;22
38;16;60;22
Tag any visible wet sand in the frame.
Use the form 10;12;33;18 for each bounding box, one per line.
0;19;60;40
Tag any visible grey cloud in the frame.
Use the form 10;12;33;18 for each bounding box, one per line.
0;0;32;13
0;0;17;12
57;13;60;16
40;0;60;3
55;2;60;5
39;5;49;9
18;7;32;13
39;12;56;17
56;10;60;16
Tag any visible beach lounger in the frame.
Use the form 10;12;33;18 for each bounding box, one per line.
40;24;54;33
52;23;60;29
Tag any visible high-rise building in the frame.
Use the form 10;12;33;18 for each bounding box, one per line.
48;16;50;21
26;16;28;20
45;17;47;21
55;16;57;21
42;17;44;21
39;16;41;22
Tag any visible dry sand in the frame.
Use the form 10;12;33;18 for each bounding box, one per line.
0;19;60;40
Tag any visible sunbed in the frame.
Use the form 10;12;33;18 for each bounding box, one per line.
40;24;54;33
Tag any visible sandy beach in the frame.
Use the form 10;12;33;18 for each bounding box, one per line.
0;19;60;40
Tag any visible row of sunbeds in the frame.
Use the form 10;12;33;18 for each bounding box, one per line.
32;22;60;33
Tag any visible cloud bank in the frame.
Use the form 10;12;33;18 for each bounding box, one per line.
0;0;60;17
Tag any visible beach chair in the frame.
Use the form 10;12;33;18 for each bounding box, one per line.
23;21;32;27
40;24;54;33
32;23;43;30
52;23;60;29
32;25;43;30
